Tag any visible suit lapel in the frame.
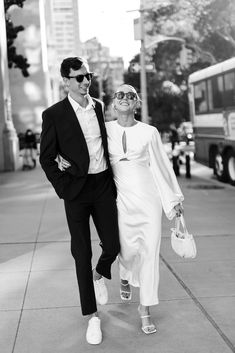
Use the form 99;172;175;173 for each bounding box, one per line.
93;99;108;149
61;97;110;167
93;99;110;166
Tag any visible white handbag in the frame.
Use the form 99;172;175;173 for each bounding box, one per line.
171;215;197;259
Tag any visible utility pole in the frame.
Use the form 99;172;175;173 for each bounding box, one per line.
130;1;150;124
140;0;149;124
131;2;185;124
97;43;103;101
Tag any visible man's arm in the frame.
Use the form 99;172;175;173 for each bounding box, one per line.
40;110;71;199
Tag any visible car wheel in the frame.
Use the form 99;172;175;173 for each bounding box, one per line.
214;152;228;182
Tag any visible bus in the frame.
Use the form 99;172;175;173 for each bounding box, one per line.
188;57;235;186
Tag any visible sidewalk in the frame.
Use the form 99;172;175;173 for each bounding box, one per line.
1;162;235;353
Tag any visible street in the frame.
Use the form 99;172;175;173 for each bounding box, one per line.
0;161;235;353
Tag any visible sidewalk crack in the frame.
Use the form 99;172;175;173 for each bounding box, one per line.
11;195;48;353
160;253;235;353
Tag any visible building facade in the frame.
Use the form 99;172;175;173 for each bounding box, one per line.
8;0;51;134
45;0;81;66
82;37;124;94
8;0;82;135
6;1;125;138
44;0;82;101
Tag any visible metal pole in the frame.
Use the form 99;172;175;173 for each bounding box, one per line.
140;0;149;124
185;153;191;178
98;44;103;101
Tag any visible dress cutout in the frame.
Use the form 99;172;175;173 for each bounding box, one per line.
106;120;183;306
122;131;127;153
120;131;128;161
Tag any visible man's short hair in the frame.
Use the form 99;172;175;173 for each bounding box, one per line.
60;57;88;77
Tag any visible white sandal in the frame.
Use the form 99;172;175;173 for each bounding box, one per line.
138;306;157;335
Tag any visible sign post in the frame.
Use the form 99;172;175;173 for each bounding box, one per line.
140;0;149;124
134;5;149;124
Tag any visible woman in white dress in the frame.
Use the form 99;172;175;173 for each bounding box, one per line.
106;84;184;334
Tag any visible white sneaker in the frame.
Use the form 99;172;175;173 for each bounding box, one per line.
93;277;108;305
86;317;102;345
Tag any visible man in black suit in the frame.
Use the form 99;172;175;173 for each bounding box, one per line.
40;57;120;345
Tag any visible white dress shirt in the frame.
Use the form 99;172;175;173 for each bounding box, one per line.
68;94;107;174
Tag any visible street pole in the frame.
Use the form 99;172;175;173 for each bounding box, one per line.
97;44;103;101
131;4;185;125
140;0;149;124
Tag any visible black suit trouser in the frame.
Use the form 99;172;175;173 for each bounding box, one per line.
64;170;120;315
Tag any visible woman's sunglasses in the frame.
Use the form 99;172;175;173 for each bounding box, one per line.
67;73;93;83
114;91;137;100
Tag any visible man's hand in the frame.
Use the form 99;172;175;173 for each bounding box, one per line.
174;203;184;217
58;155;71;171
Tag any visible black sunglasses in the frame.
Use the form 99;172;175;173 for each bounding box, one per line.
67;72;93;83
114;91;137;100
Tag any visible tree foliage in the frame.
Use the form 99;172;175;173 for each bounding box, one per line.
125;44;191;131
89;77;113;110
125;0;235;131
4;0;30;77
146;0;235;62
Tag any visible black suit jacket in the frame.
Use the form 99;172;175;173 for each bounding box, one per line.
40;96;116;201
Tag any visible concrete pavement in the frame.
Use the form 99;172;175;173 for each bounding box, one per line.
1;160;235;353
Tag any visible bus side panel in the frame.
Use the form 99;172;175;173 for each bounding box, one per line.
194;136;210;166
194;135;224;168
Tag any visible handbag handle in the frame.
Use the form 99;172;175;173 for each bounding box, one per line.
175;214;188;236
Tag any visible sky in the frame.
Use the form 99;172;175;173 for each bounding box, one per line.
78;0;141;67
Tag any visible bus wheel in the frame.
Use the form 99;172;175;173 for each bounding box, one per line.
225;149;235;186
214;153;228;182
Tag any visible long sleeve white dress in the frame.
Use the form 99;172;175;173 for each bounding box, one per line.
106;120;184;306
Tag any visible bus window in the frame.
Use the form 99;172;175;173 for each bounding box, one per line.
194;81;208;113
208;76;224;110
208;75;223;110
224;71;235;107
208;79;213;111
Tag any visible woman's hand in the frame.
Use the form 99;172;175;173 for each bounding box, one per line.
58;155;71;171
174;203;184;217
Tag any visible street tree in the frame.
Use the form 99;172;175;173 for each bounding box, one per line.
125;0;235;129
195;0;235;61
125;48;189;131
145;0;235;62
4;0;30;77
